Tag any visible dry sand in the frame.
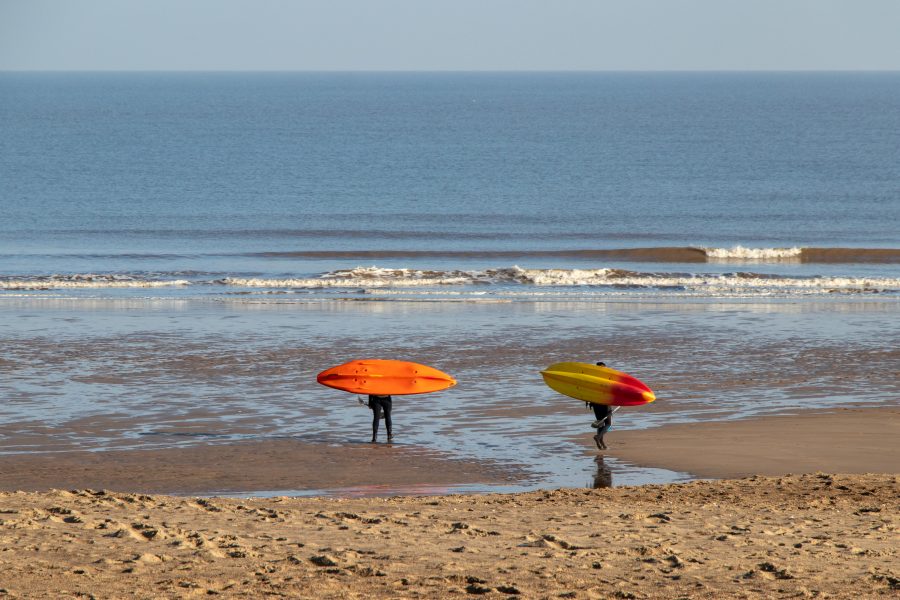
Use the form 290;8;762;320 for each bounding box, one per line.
0;473;896;599
607;407;900;479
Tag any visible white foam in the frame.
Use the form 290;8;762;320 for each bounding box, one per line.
221;266;900;296
0;275;190;290
222;266;476;288
3;266;898;297
702;246;803;260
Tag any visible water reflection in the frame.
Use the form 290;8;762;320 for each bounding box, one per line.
591;455;613;488
2;297;897;493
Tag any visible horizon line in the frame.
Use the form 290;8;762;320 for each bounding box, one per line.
3;68;900;74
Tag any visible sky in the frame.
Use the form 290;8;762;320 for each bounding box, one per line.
1;0;899;71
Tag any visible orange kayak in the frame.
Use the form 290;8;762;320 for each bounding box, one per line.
316;359;457;395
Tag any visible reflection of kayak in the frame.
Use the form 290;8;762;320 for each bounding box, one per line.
540;362;656;407
316;359;456;395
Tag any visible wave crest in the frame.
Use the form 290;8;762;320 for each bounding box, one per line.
702;246;803;260
0;274;190;290
3;267;898;297
222;266;900;295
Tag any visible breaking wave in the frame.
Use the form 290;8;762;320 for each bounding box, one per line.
221;266;900;296
0;274;190;290
700;246;900;264
3;266;899;297
702;246;803;260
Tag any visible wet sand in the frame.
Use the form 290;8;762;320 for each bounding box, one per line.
607;407;900;479
0;439;523;496
0;474;896;599
1;408;897;496
3;299;899;492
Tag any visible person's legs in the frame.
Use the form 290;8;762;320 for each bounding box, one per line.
591;404;611;450
595;421;610;450
382;398;393;440
371;402;382;442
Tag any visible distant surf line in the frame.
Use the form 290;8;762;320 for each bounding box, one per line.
251;247;900;264
5;246;897;264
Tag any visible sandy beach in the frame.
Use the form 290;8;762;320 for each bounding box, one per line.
0;408;896;598
0;473;896;599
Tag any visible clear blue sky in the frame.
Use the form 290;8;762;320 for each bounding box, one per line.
2;0;899;71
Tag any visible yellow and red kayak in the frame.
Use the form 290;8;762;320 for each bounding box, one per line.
317;359;456;396
540;362;656;407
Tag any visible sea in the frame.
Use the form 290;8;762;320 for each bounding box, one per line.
1;72;899;494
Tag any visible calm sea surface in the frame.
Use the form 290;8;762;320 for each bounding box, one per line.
1;73;898;494
1;72;899;299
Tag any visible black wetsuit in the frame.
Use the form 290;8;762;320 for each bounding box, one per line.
591;403;612;437
367;395;393;440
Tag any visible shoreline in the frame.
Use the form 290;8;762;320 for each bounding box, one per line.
0;407;897;497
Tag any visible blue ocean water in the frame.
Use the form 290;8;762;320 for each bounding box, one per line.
1;73;899;495
1;72;898;300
